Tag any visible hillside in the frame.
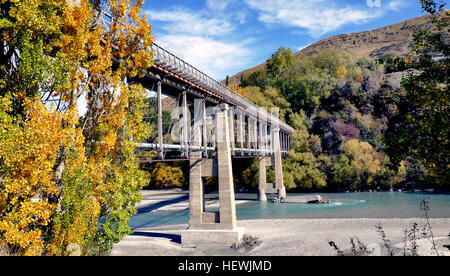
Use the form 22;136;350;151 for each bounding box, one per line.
226;14;434;85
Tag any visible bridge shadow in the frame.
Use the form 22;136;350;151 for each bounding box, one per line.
137;194;189;214
132;232;181;244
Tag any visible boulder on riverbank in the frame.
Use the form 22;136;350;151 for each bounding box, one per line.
307;195;330;204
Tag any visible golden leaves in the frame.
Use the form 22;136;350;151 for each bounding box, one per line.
1;0;154;255
229;85;248;99
151;163;184;189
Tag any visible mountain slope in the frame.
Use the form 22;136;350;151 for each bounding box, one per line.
226;14;434;85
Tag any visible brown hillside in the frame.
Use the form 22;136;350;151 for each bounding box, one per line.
226;14;434;85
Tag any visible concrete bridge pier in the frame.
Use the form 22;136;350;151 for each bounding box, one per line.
257;128;287;201
273;128;286;199
258;157;268;202
182;102;244;247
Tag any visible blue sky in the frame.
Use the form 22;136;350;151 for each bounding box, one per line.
144;0;428;80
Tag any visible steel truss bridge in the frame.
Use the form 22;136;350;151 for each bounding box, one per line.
96;7;295;246
137;43;294;161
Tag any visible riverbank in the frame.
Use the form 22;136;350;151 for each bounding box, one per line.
111;218;450;256
111;190;450;256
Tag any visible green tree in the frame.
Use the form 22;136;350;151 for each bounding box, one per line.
312;50;359;79
266;46;295;87
284;56;337;115
284;112;327;191
245;86;291;120
241;69;268;88
385;1;449;188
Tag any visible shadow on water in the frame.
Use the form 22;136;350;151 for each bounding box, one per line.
137;194;189;214
132;232;182;244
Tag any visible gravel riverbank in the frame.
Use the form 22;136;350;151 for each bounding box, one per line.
111;190;450;256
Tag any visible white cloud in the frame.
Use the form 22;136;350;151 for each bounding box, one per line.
244;0;385;37
147;8;234;37
147;4;254;80
387;0;409;12
206;0;235;13
156;35;251;80
205;0;249;23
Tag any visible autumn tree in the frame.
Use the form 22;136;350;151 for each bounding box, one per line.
331;139;383;191
228;84;248;99
0;0;154;255
0;0;76;256
150;163;185;189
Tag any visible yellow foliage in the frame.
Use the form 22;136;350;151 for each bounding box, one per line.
0;96;67;255
151;163;184;189
228;84;248;99
1;0;154;255
343;139;382;175
336;65;348;79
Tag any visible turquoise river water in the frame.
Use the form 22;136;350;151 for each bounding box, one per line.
129;192;450;229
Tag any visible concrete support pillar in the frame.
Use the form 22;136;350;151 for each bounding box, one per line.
182;102;244;246
258;121;263;155
268;126;273;155
188;99;205;229
202;99;208;158
157;80;164;160
263;124;268;155
247;117;251;154
239;113;244;155
216;103;237;230
253;119;258;155
182;91;189;158
258;157;268;202
188;156;204;228
229;107;235;155
273;128;286;198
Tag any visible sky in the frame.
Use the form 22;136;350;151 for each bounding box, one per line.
144;0;429;81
